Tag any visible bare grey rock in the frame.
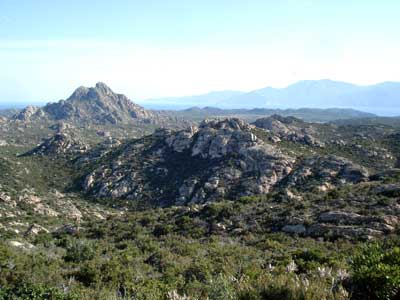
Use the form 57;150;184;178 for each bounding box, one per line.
373;184;400;197
21;132;89;156
13;105;44;121
282;224;306;235
253;115;324;147
284;155;369;192
82;118;295;205
319;211;365;224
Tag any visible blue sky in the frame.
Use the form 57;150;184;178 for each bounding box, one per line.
1;0;400;103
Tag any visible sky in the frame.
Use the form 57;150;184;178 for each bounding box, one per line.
1;0;400;104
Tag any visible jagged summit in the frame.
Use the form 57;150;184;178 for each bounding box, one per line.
95;81;113;92
67;82;117;101
13;83;153;124
68;86;90;100
94;82;119;97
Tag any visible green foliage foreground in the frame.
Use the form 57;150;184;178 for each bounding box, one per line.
0;205;399;300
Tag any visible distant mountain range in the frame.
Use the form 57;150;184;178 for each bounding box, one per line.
142;90;243;110
174;107;375;123
3;82;377;125
142;79;400;115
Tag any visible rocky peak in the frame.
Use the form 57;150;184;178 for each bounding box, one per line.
67;82;116;102
94;82;114;95
68;86;90;100
12;83;154;124
59;82;152;123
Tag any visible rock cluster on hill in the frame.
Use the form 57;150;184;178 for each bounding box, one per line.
81;118;295;205
253;115;324;146
74;118;374;207
21;132;89;156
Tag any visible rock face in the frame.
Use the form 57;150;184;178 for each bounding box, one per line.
17;194;59;217
12;83;153;124
13;105;44;121
253;115;324;146
373;184;400;197
283;155;369;191
82;118;295;205
306;211;399;239
279;211;398;239
21;132;89;156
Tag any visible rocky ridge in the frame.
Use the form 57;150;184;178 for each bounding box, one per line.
75;118;370;207
80;118;295;205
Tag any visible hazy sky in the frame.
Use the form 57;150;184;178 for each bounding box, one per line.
1;0;400;103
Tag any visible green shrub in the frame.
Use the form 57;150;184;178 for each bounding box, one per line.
351;242;400;300
0;284;77;300
63;239;96;263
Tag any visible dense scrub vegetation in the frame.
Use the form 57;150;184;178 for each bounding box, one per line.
1;197;400;300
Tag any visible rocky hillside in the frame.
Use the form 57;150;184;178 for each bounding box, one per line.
80;119;296;205
61;117;373;208
6;114;400;241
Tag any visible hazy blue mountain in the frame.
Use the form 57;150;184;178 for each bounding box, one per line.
224;80;400;115
142;80;400;115
140;90;244;109
176;106;375;123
